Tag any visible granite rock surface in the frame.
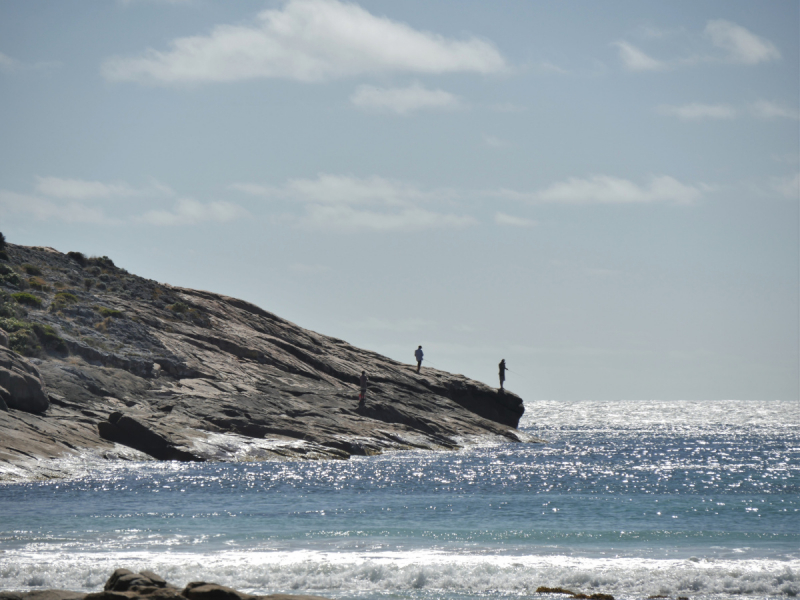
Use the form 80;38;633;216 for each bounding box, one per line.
0;243;533;480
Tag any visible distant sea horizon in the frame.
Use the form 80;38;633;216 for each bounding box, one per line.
1;398;797;600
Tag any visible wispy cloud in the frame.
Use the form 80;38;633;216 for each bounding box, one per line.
656;103;737;120
102;0;506;85
350;82;462;114
616;20;780;72
232;173;451;205
499;175;703;205
613;41;666;71
704;20;780;65
0;51;60;73
751;100;799;121
141;198;248;226
0;190;119;225
494;212;536;227
656;100;798;122
231;173;472;232
34;176;140;200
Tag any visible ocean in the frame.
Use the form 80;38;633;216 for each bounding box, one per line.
0;399;797;600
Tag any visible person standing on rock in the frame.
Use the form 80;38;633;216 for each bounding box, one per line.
499;359;507;391
414;345;424;373
359;370;369;406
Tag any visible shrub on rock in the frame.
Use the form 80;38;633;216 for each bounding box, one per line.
67;251;87;266
22;264;42;276
12;292;42;307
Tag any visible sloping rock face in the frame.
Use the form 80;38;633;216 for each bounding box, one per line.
0;243;529;479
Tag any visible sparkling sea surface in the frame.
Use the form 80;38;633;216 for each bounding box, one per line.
1;399;798;600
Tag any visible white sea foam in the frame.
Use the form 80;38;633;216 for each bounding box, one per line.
1;550;797;598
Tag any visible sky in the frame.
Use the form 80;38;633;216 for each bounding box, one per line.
0;0;797;401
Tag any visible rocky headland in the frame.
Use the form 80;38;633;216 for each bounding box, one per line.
0;241;533;481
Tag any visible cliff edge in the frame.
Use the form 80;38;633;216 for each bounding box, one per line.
0;242;530;480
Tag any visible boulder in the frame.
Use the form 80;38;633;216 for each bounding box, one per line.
98;413;204;462
0;329;9;348
0;347;49;413
104;569;170;592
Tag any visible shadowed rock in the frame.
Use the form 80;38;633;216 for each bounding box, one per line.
0;347;49;414
0;570;332;600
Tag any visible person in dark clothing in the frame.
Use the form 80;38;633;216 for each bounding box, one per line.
414;346;424;373
359;370;368;405
498;359;507;391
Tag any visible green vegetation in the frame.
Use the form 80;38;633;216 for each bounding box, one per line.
0;291;20;318
12;292;42;307
67;251;87;266
22;264;42;276
0;251;8;261
32;323;67;353
0;317;67;356
169;302;189;313
0;267;22;287
84;279;93;290
93;255;115;268
28;276;50;292
0;232;5;250
50;291;79;313
96;306;124;318
55;291;79;303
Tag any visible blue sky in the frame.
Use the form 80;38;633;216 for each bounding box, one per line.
1;0;797;400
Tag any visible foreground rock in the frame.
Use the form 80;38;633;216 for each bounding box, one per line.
0;243;536;480
0;569;329;600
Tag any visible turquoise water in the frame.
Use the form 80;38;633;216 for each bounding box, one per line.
0;400;798;599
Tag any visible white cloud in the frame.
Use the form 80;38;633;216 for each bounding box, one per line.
232;173;472;232
233;173;450;206
500;175;703;205
613;41;666;71
751;100;799;121
0;190;118;224
494;212;535;227
773;173;799;199
301;204;475;232
350;82;461;114
141;198;248;225
656;103;737;120
705;20;780;65
34;176;139;200
102;0;506;84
